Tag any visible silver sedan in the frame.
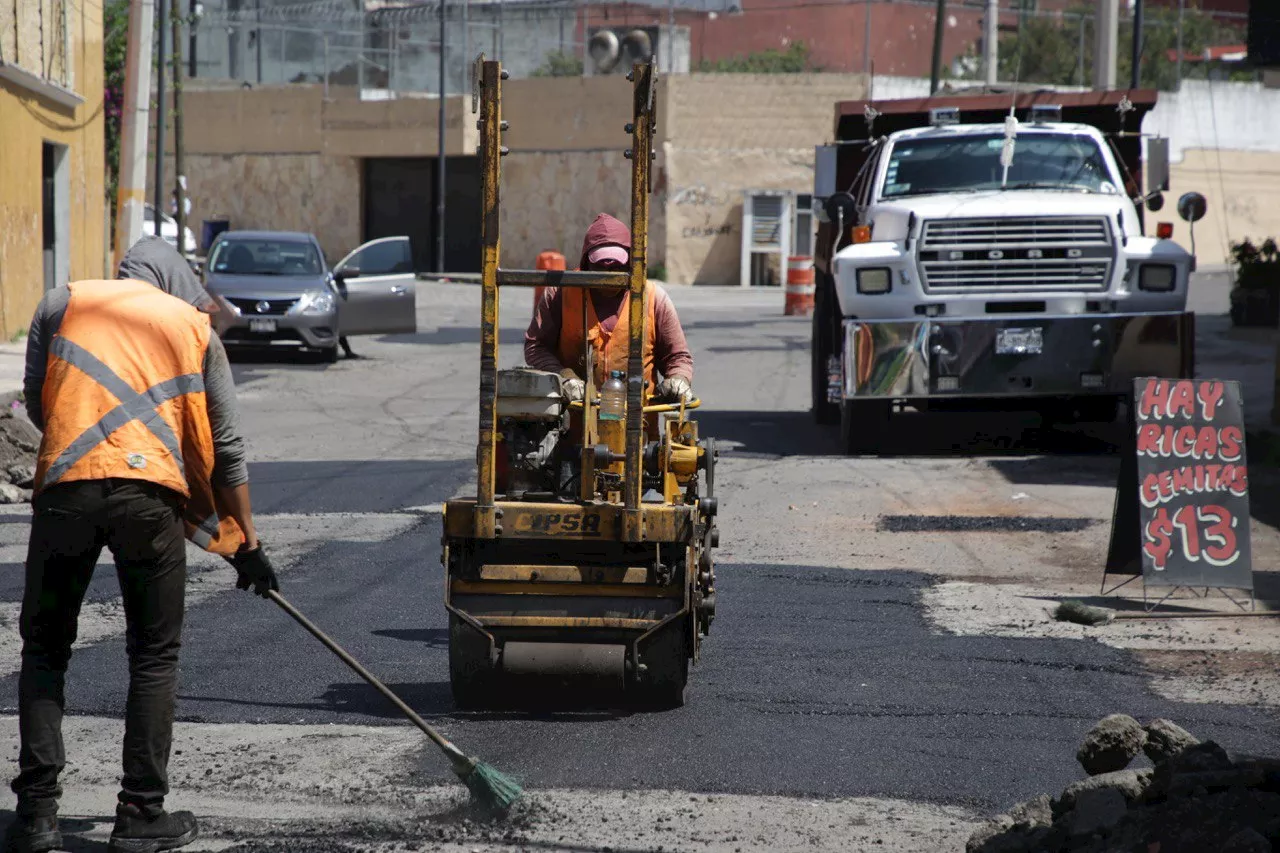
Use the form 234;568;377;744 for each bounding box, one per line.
205;231;418;362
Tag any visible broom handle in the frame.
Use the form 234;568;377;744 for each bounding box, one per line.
266;590;461;758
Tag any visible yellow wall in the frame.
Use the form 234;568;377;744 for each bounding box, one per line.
0;0;105;340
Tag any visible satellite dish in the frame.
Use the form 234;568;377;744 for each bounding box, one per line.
589;30;621;73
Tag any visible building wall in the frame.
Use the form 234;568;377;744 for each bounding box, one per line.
0;0;105;340
150;84;476;263
661;73;868;286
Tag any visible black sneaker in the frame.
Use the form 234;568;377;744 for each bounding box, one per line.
2;814;61;853
107;803;198;853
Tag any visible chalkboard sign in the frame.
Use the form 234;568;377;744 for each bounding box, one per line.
1132;378;1253;591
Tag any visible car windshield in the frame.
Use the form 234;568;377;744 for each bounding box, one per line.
880;132;1118;199
208;239;323;276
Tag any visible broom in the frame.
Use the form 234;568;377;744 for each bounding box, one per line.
266;590;523;810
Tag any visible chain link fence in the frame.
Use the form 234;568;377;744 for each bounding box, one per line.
177;0;1256;94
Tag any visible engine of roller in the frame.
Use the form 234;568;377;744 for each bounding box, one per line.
493;367;714;506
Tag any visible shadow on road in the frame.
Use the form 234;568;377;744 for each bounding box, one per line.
698;408;1123;466
372;627;449;648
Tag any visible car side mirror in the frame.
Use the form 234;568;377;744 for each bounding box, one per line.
335;266;360;283
1177;192;1207;224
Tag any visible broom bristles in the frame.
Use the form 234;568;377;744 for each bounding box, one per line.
457;759;524;811
1054;599;1115;626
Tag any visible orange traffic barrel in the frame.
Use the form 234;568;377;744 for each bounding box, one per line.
534;250;566;306
784;256;815;316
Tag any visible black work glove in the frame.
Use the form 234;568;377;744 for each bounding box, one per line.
227;543;279;598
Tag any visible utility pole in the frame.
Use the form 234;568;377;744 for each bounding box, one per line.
115;0;156;266
1094;0;1119;90
1175;0;1184;90
172;0;186;252
863;0;871;75
984;0;998;86
929;0;946;94
154;0;168;228
188;0;197;76
436;0;446;274
1130;0;1144;88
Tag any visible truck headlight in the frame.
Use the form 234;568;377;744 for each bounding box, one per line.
1138;264;1176;293
856;268;892;295
293;289;337;315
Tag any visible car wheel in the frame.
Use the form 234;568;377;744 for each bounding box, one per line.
319;345;339;364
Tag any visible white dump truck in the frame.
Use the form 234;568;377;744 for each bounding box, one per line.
810;89;1208;452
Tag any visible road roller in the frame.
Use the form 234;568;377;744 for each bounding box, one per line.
441;57;719;709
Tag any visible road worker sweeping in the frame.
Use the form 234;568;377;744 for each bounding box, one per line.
6;236;278;853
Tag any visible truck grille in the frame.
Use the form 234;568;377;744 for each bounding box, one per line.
918;216;1113;292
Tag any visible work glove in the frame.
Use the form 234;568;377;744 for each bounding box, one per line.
227;542;280;599
559;369;586;403
654;375;694;404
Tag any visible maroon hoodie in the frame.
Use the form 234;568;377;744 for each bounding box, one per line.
524;213;693;382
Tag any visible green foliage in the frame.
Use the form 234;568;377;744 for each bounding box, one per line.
698;41;814;74
963;5;1247;91
531;50;584;78
1230;237;1280;290
104;0;129;225
648;263;668;281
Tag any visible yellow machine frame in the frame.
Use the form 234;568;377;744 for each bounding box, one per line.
441;56;718;708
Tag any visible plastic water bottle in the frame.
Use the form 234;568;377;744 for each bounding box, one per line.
599;370;626;421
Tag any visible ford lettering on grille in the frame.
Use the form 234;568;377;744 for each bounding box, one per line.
918;216;1114;293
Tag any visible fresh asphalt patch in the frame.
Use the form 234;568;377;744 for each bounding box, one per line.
17;516;1280;812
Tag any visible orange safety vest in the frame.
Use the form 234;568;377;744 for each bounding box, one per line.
34;279;246;556
556;286;657;393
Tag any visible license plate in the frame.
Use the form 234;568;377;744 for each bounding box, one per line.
995;327;1042;355
249;318;277;334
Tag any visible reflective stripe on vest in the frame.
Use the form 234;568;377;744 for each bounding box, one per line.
34;279;246;556
38;336;203;490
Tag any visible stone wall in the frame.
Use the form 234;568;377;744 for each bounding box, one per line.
660;73;869;286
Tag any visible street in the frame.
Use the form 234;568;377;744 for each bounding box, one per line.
1;280;1278;852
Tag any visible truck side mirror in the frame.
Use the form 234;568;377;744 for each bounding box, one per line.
823;192;858;228
1177;192;1207;223
1146;193;1165;213
1146;137;1171;194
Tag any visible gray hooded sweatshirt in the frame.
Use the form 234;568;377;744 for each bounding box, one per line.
23;236;248;487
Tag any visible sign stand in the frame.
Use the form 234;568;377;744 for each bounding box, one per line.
1102;378;1256;612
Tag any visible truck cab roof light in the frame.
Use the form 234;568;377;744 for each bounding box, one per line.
929;107;960;127
1156;222;1174;239
1028;104;1062;123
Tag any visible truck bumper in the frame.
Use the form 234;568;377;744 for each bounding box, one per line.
839;312;1194;400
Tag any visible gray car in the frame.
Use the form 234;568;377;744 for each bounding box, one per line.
204;230;418;362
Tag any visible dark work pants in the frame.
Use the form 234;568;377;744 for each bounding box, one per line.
13;478;187;818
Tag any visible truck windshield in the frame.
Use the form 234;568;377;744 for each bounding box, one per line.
880;132;1117;199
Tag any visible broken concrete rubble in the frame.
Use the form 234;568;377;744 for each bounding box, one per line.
1144;718;1201;764
968;716;1280;853
1076;713;1147;775
0;395;38;503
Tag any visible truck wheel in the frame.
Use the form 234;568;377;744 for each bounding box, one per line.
840;399;891;455
448;614;495;710
812;276;840;426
